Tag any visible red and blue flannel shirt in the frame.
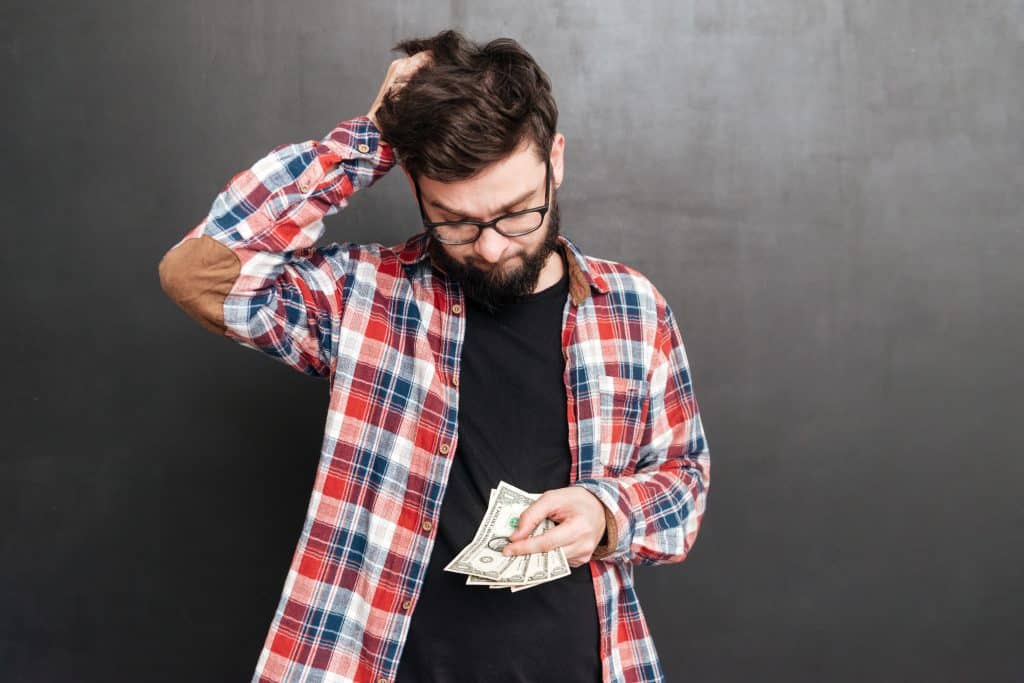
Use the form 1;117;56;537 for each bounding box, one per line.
162;116;711;683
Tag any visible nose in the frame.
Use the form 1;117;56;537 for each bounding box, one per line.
473;226;510;264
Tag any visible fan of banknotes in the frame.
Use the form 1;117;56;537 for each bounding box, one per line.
443;480;571;592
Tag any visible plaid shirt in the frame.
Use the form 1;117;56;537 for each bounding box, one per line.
159;116;711;683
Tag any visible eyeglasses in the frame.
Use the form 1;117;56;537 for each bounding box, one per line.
414;157;551;245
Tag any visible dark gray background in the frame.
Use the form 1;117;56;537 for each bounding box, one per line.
3;1;1022;681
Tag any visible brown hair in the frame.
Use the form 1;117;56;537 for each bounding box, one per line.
374;29;559;183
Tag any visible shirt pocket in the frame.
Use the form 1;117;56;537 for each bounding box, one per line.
597;374;650;476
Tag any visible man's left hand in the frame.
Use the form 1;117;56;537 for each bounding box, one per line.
502;486;607;568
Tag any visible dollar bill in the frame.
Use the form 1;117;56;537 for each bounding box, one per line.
446;480;572;590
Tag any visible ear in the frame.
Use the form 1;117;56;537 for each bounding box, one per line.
550;132;566;189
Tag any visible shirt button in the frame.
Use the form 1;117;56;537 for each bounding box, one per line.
402;599;412;610
451;376;459;388
451;303;463;315
357;143;370;153
298;180;309;192
422;520;433;531
378;678;388;683
439;443;450;455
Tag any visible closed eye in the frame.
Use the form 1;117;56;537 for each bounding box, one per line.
430;189;538;222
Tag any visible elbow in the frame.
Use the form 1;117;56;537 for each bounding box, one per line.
157;246;183;300
157;235;240;335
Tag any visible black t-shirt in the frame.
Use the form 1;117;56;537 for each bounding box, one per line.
394;256;602;682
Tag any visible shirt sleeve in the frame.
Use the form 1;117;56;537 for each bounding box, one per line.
575;302;711;566
157;116;395;378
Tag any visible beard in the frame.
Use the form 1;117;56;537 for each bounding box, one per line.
427;189;562;314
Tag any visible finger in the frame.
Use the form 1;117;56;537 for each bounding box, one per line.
503;522;576;557
507;495;559;542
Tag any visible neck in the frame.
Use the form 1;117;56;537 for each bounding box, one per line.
531;246;566;294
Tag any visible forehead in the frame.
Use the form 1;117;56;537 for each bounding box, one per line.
417;144;546;214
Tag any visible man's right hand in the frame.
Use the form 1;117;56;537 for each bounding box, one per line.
367;51;434;133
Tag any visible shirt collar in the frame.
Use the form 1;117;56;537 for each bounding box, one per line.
395;231;609;306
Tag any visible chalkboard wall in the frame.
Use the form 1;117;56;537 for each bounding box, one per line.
3;1;1022;681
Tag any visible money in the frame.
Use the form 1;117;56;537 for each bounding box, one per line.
443;480;571;591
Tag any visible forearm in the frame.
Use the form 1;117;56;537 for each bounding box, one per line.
576;442;710;565
168;116;393;254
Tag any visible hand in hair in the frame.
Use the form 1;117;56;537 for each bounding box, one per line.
367;51;434;133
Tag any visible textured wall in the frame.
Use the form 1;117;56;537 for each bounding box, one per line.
3;1;1022;680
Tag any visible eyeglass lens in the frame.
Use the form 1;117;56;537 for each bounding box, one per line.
432;211;544;243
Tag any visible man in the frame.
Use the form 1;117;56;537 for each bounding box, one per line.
158;29;710;683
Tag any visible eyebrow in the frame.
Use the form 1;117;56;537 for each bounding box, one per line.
426;186;538;220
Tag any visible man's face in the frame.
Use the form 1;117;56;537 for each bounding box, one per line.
406;134;566;312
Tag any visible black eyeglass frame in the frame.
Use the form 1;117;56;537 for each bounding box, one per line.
413;157;551;245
